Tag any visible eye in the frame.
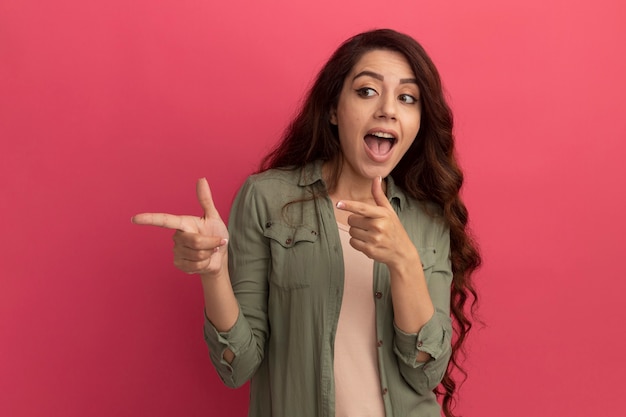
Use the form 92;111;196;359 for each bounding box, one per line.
356;87;377;98
399;94;419;104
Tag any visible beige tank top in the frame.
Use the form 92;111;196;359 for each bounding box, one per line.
333;222;386;417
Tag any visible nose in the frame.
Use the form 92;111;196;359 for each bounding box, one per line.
375;92;397;120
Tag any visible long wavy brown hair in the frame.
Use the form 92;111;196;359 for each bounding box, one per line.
260;28;481;417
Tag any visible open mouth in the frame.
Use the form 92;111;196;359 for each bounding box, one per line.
364;131;397;156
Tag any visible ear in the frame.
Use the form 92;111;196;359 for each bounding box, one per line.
330;108;338;125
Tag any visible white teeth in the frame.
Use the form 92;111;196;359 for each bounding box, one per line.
370;131;395;139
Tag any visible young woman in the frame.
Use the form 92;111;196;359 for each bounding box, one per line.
133;29;481;417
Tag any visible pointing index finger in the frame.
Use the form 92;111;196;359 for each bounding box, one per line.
131;212;189;232
335;200;379;217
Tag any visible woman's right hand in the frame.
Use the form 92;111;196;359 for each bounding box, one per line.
131;178;229;277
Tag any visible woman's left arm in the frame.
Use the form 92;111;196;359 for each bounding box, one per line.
391;225;453;394
336;177;453;393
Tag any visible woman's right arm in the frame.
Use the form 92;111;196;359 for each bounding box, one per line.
132;177;269;387
132;177;238;333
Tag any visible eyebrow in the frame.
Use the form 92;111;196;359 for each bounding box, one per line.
352;70;418;85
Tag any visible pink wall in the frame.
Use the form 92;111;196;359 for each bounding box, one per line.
2;0;625;416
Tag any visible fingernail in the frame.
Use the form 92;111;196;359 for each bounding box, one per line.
378;176;383;183
336;201;345;209
220;238;229;246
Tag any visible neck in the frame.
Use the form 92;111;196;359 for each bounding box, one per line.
322;160;386;204
333;178;375;203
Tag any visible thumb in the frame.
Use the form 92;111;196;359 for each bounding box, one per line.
371;176;391;208
196;178;221;219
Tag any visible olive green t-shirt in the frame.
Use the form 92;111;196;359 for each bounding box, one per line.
204;161;453;417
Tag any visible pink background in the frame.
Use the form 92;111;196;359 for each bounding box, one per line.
2;0;625;416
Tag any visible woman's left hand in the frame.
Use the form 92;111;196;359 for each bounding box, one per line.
335;177;421;271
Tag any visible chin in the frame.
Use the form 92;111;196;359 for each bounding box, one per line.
363;167;392;180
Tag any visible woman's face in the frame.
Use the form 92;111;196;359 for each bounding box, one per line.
331;49;421;182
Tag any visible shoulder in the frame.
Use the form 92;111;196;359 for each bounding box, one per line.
395;189;448;247
233;165;319;213
240;168;306;203
246;167;302;187
394;185;443;223
387;175;443;222
230;165;323;229
241;161;323;198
